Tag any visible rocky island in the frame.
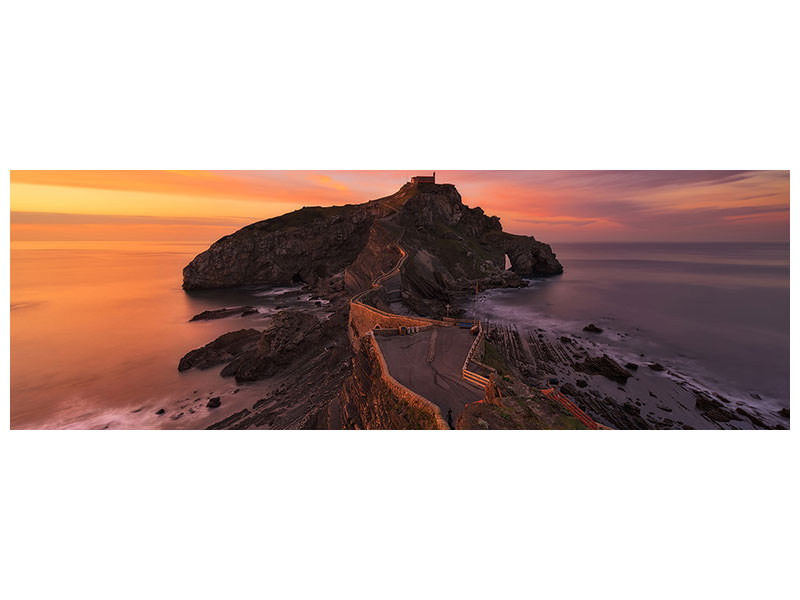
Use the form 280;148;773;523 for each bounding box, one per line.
175;176;785;430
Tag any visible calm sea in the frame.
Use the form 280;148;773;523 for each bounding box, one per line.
9;241;790;428
479;242;790;412
9;241;311;429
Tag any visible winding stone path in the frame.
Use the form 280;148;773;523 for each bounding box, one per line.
376;327;483;421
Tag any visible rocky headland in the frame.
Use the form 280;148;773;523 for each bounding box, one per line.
182;180;562;313
175;179;566;429
171;177;784;430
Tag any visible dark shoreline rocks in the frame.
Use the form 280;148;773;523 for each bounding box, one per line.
207;408;250;429
189;306;258;321
694;392;737;423
583;323;603;333
576;354;632;384
178;310;334;384
178;329;262;371
220;311;326;383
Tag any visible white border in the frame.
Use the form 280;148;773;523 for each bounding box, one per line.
2;2;797;600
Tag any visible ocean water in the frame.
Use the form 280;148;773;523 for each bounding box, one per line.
9;241;312;429
478;242;790;412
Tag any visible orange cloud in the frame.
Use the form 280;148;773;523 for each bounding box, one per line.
308;173;349;192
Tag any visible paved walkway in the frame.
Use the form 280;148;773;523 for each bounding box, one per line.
376;327;483;423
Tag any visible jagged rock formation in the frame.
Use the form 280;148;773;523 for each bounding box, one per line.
178;329;262;371
502;234;562;277
183;180;563;317
182;178;565;430
575;355;633;384
182;203;392;290
178;310;336;384
220;310;325;383
189;306;257;321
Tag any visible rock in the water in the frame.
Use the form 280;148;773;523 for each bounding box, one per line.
501;233;563;276
576;354;632;384
778;407;789;419
207;397;221;408
219;310;328;383
583;323;603;334
694;392;736;422
560;383;578;396
622;402;640;416
178;329;262;371
155;408;166;415
189;306;258;321
207;408;252;430
648;363;665;372
624;362;639;371
736;407;768;429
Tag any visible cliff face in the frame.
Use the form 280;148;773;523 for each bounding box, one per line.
182;203;391;290
182;181;563;306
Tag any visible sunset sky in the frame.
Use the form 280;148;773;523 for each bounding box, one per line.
10;170;789;244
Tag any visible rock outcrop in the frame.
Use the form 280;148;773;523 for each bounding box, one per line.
575;354;633;384
182;180;563;316
178;329;262;371
189;306;258;321
221;310;324;383
177;310;331;383
502;233;563;277
694;392;737;423
182;203;392;290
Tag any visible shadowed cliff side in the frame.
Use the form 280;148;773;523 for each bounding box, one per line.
182;202;393;290
182;180;563;313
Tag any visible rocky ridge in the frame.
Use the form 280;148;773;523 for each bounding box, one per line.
183;180;563;317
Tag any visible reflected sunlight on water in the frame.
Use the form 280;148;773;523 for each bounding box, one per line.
10;241;287;428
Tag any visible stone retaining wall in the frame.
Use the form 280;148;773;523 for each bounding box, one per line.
365;332;449;430
349;300;442;341
372;324;436;337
